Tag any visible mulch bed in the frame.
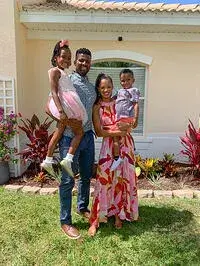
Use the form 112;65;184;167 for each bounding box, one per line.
8;163;200;191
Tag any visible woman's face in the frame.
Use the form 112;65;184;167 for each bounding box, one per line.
98;78;113;102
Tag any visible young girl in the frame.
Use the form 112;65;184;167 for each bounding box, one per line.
41;40;88;177
110;68;140;171
88;73;138;236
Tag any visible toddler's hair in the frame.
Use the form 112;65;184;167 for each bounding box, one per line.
75;48;92;59
51;40;70;67
119;68;134;78
94;73;113;104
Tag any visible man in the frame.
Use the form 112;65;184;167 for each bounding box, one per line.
59;48;96;239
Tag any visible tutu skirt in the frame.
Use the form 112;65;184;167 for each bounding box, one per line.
48;90;88;125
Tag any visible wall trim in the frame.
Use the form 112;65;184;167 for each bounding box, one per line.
27;30;200;42
92;50;153;66
20;12;200;26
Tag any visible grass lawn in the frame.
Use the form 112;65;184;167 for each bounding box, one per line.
0;187;200;266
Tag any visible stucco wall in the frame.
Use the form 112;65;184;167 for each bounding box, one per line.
24;40;200;133
0;0;16;76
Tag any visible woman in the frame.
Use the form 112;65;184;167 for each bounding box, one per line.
88;73;139;236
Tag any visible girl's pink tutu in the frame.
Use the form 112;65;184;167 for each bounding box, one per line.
49;90;88;125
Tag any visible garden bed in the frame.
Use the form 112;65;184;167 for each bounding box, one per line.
8;163;200;191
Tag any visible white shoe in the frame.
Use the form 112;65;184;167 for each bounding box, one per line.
60;159;73;177
40;160;54;176
110;157;124;171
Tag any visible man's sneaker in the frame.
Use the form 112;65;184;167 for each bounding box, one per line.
110;157;124;171
40;160;54;176
60;159;73;177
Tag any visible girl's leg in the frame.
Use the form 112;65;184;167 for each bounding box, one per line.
110;136;123;171
113;136;120;158
41;121;65;173
47;122;65;157
60;127;84;177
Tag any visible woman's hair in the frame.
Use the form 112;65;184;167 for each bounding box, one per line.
94;73;113;104
51;40;70;67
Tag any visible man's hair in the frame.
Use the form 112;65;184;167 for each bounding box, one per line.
75;48;92;59
119;68;134;78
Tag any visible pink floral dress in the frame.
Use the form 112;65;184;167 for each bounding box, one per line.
89;100;139;227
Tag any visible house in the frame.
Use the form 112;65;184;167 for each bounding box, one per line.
0;0;200;176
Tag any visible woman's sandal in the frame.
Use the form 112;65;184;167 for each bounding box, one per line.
88;225;97;237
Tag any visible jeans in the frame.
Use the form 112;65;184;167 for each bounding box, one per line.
59;130;95;225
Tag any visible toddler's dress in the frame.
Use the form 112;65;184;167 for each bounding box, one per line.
115;87;140;124
48;68;88;124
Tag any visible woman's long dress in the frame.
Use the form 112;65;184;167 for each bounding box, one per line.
89;100;139;227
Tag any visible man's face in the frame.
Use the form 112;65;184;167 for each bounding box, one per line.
74;53;91;76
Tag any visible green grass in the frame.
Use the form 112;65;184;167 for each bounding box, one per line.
0;187;200;266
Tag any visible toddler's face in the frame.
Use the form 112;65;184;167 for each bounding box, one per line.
98;78;113;102
56;48;71;69
120;73;135;89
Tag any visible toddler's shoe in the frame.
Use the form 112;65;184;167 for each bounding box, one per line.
40;160;54;176
60;159;73;177
110;157;124;171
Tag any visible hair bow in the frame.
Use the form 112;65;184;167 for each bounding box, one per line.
60;40;69;47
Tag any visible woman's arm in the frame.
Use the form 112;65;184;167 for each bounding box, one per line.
92;104;127;138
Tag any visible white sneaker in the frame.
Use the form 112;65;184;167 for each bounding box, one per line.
110;157;124;171
40;160;54;176
60;159;73;177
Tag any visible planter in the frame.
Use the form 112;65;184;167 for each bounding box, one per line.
0;161;10;185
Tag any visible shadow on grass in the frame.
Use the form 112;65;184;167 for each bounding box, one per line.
73;204;194;239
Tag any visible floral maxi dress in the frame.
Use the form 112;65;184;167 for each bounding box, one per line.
89;101;139;227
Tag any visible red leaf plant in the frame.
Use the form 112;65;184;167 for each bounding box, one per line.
180;119;200;176
18;114;54;174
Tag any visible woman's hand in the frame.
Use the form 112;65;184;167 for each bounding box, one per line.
117;121;132;131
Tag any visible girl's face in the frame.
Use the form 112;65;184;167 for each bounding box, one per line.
120;73;135;89
98;78;113;102
55;48;71;69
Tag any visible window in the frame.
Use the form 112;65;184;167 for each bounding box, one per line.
88;61;146;135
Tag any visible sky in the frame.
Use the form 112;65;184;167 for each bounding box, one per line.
99;0;200;4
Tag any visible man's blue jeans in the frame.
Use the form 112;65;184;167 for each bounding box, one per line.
59;130;95;225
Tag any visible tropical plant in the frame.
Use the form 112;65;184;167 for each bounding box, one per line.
18;114;54;174
159;153;178;177
0;107;19;162
33;171;48;186
180;119;200;176
135;155;162;180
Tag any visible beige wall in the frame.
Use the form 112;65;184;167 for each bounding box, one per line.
0;0;16;76
23;40;200;133
15;1;28;115
0;1;199;135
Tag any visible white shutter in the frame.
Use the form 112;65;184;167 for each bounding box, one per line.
88;66;146;135
0;77;20;177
